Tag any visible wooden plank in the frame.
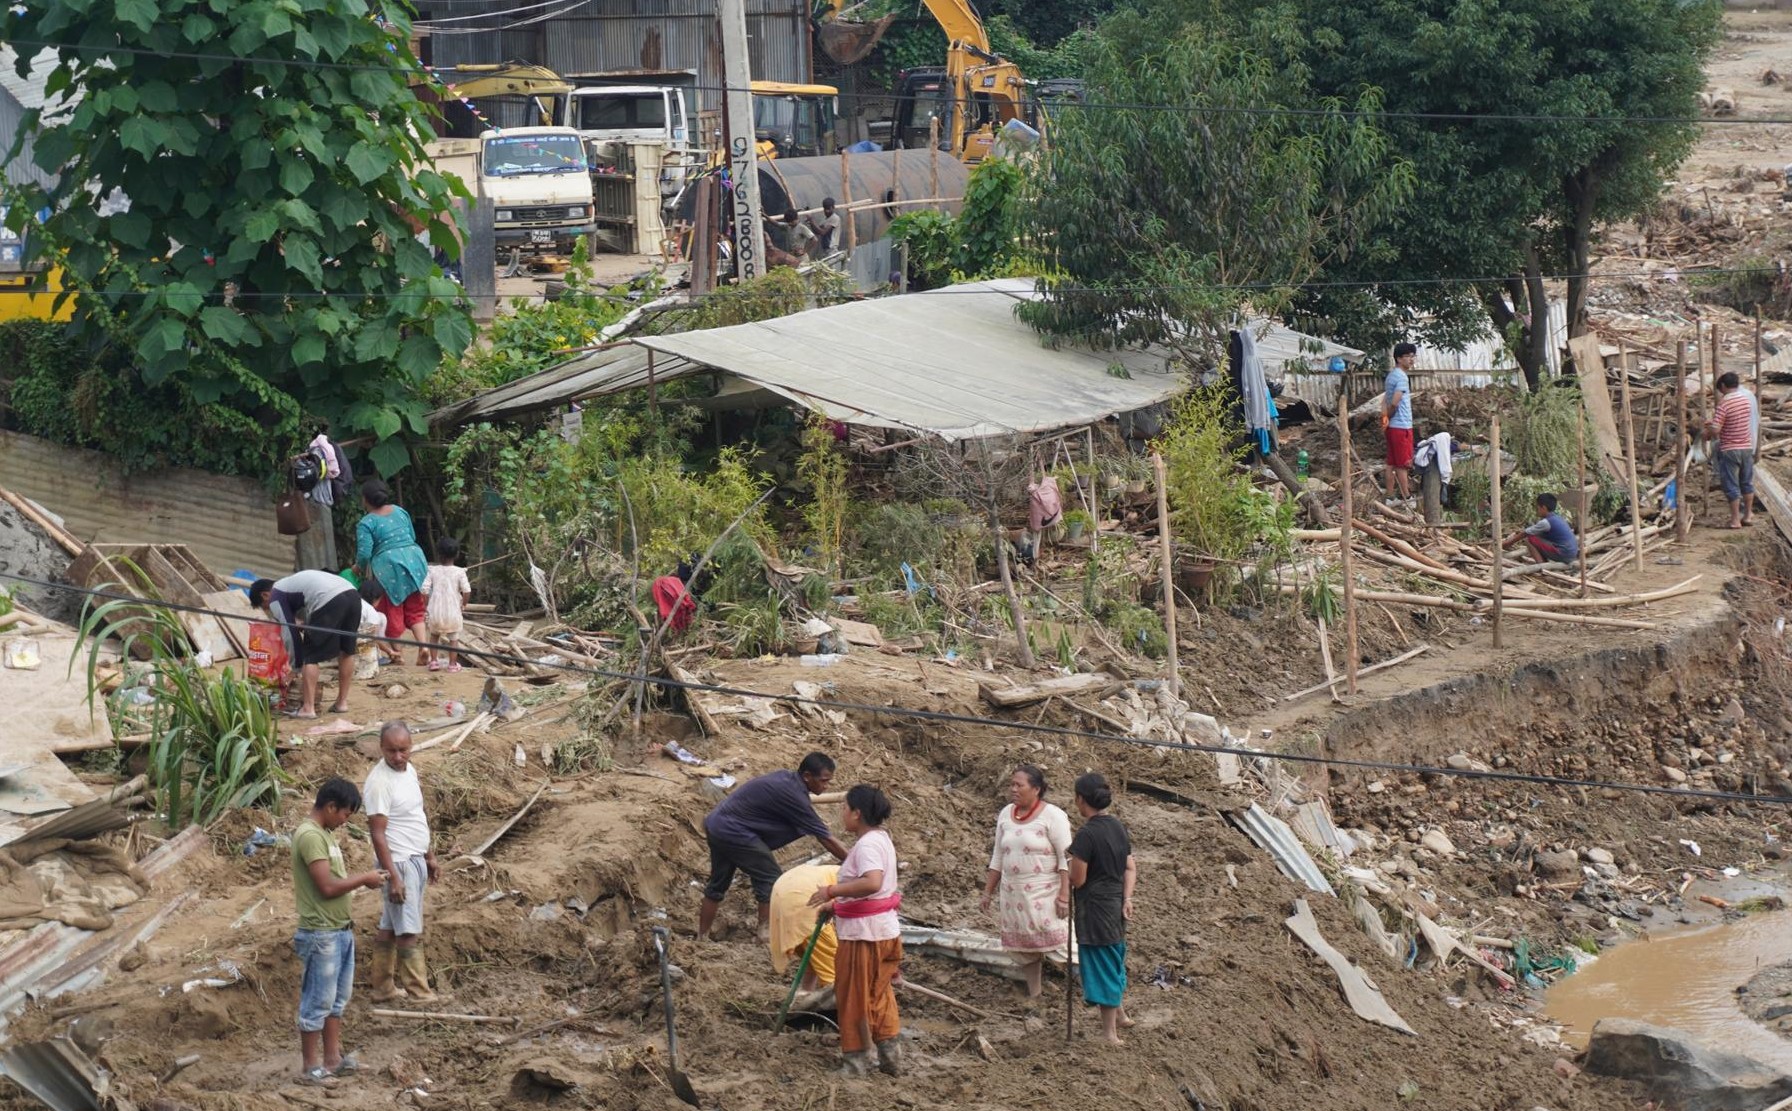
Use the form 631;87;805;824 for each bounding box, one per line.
1285;898;1416;1035
977;672;1117;710
1754;469;1792;546
201;590;258;661
1568;335;1629;480
1415;912;1516;989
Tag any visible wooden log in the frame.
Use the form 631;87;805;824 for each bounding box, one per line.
1284;645;1429;702
1675;338;1690;545
1488;576;1700;610
979;673;1116;710
1151;452;1181;697
1339;405;1358;695
1351;518;1452;573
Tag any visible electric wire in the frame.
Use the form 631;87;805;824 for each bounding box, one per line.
4;567;1786;811
8;38;1792;127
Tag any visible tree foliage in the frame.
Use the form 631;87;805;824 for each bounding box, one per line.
1147;0;1721;385
2;0;473;477
1018;25;1411;367
888;157;1030;288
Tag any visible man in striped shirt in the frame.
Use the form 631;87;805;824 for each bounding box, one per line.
1704;371;1758;529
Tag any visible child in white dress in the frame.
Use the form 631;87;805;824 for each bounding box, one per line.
422;538;472;672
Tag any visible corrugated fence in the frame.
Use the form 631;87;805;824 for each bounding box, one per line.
0;432;295;579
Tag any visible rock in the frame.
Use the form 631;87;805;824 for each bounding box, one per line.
1720;697;1746;725
117;941;147;973
1593;863;1620;880
1420;829;1457;856
1553;1057;1581;1079
1368;780;1386;794
1535;850;1581;880
385;683;410;700
1586;848;1615;866
1664;766;1688;784
1765;1005;1792;1021
1446;753;1473;770
1584;1018;1792;1111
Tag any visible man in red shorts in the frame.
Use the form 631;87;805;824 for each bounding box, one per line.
1381;342;1417;503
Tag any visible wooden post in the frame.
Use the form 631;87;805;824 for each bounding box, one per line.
1675;339;1689;545
1489;410;1504;650
1574;391;1589;599
464;197;497;324
646;349;659;418
1701;323;1714;520
1756;306;1764;401
719;0;765;280
1338;406;1358;694
929;116;941;212
689;176;715;295
1617;343;1645;572
1150;453;1181;698
1086;427;1099;555
839;149;854;255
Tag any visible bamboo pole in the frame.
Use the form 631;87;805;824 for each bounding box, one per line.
1274;587;1664;629
840;149;855;254
1151;453;1180;698
1315;614;1341;702
929;116;941;213
1575;387;1590;598
1676;340;1690;545
1617;343;1645;572
1701;323;1715;520
1086;427;1099;555
1338;405;1358;694
1284;644;1428;702
1489;411;1503;649
1756;306;1764;402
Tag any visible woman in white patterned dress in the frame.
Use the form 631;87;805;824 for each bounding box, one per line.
980;764;1071;997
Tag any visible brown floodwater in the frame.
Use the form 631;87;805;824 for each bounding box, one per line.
1546;907;1792;1074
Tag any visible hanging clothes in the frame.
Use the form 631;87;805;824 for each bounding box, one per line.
306;435;337;507
1237;329;1276;456
1413;431;1455;484
651;575;697;632
1027;475;1063;532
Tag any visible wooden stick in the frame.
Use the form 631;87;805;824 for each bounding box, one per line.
1289;587;1664;626
468;781;548;858
1150;453;1181;698
1315;614;1341;702
1284;644;1428;702
372;1008;519;1026
1702;323;1715;521
1576;386;1590;598
1487;575;1701;610
1339;406;1358;694
896;979;998;1021
1756;306;1764;405
1489;410;1503;649
1617;343;1645;572
1675;339;1690;545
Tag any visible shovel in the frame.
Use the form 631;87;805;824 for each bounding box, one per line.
650;926;700;1107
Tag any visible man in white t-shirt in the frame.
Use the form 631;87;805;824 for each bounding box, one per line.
363;721;440;1002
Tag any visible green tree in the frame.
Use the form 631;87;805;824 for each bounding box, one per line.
1017;25;1411;369
2;0;473;477
1177;0;1721;386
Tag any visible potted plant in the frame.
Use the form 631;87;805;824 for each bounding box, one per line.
1121;454;1151;496
1062;508;1093;541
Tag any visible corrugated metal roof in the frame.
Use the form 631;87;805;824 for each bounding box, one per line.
0;432;295;578
634;279;1187;439
0;48;63;192
1412;300;1570;380
0;1037;105;1111
1227;802;1335;895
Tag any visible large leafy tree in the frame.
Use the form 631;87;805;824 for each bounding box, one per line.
1161;0;1720;387
1018;23;1412;369
2;0;472;476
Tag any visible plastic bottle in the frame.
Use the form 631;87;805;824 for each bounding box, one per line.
1296;448;1310;478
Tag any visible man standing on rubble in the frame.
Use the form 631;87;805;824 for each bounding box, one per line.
1706;371;1759;529
363;721;441;1003
697;752;848;941
1382;342;1418;504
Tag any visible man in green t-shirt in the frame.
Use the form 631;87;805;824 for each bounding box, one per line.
290;778;387;1086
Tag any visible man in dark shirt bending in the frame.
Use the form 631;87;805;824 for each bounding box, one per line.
698;752;847;940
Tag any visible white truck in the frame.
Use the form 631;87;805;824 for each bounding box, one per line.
562;86;697;207
426;126;597;254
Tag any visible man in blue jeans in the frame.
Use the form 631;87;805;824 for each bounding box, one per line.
290;778;387;1086
696;752;847;940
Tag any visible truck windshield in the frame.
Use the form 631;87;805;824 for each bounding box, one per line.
483;134;587;177
752;96;822;152
577;94;667;132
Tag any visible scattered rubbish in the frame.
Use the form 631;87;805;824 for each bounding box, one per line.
478;678;523;722
444;700;467;720
528;903;563;923
178;960;243;994
241;828;289;856
1227;804;1334;896
663;742;704;766
798;653;844;667
513;743;527;768
1679;839;1702;857
1287;899;1416;1036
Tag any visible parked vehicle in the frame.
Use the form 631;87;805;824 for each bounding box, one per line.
426;127;596;254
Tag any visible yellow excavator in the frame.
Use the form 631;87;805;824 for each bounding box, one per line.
817;0;1039;165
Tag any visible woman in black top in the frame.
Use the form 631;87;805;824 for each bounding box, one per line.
1069;772;1137;1045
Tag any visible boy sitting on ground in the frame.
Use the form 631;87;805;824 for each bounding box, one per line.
1501;492;1580;565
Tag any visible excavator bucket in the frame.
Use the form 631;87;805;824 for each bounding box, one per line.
817;16;894;65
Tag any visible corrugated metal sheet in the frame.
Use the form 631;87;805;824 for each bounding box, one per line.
0;48;60;192
0;1038;104;1111
1412;300;1570;382
424;0;810;114
0;432;295;579
1227;802;1335;895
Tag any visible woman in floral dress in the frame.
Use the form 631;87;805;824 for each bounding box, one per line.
980;764;1071;997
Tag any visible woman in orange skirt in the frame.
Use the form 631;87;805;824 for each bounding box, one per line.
810;785;903;1076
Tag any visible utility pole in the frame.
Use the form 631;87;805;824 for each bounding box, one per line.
717;0;765;282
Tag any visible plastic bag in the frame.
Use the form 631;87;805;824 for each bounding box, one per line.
247;622;289;705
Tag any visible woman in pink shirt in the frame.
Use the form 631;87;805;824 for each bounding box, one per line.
809;785;902;1076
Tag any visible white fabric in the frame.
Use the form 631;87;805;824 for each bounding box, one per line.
1413;431;1454;483
1238;328;1272;435
422;564;471;635
834;829;900;943
362;760;432;860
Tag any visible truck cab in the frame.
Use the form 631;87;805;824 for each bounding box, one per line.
474;127;596;253
749;83;839;159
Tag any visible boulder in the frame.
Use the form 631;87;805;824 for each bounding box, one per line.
1534;850;1581;880
1420;829;1457;857
1583;1019;1792;1111
1585;847;1615;866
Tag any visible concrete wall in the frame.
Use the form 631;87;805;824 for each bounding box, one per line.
0;431;295;580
